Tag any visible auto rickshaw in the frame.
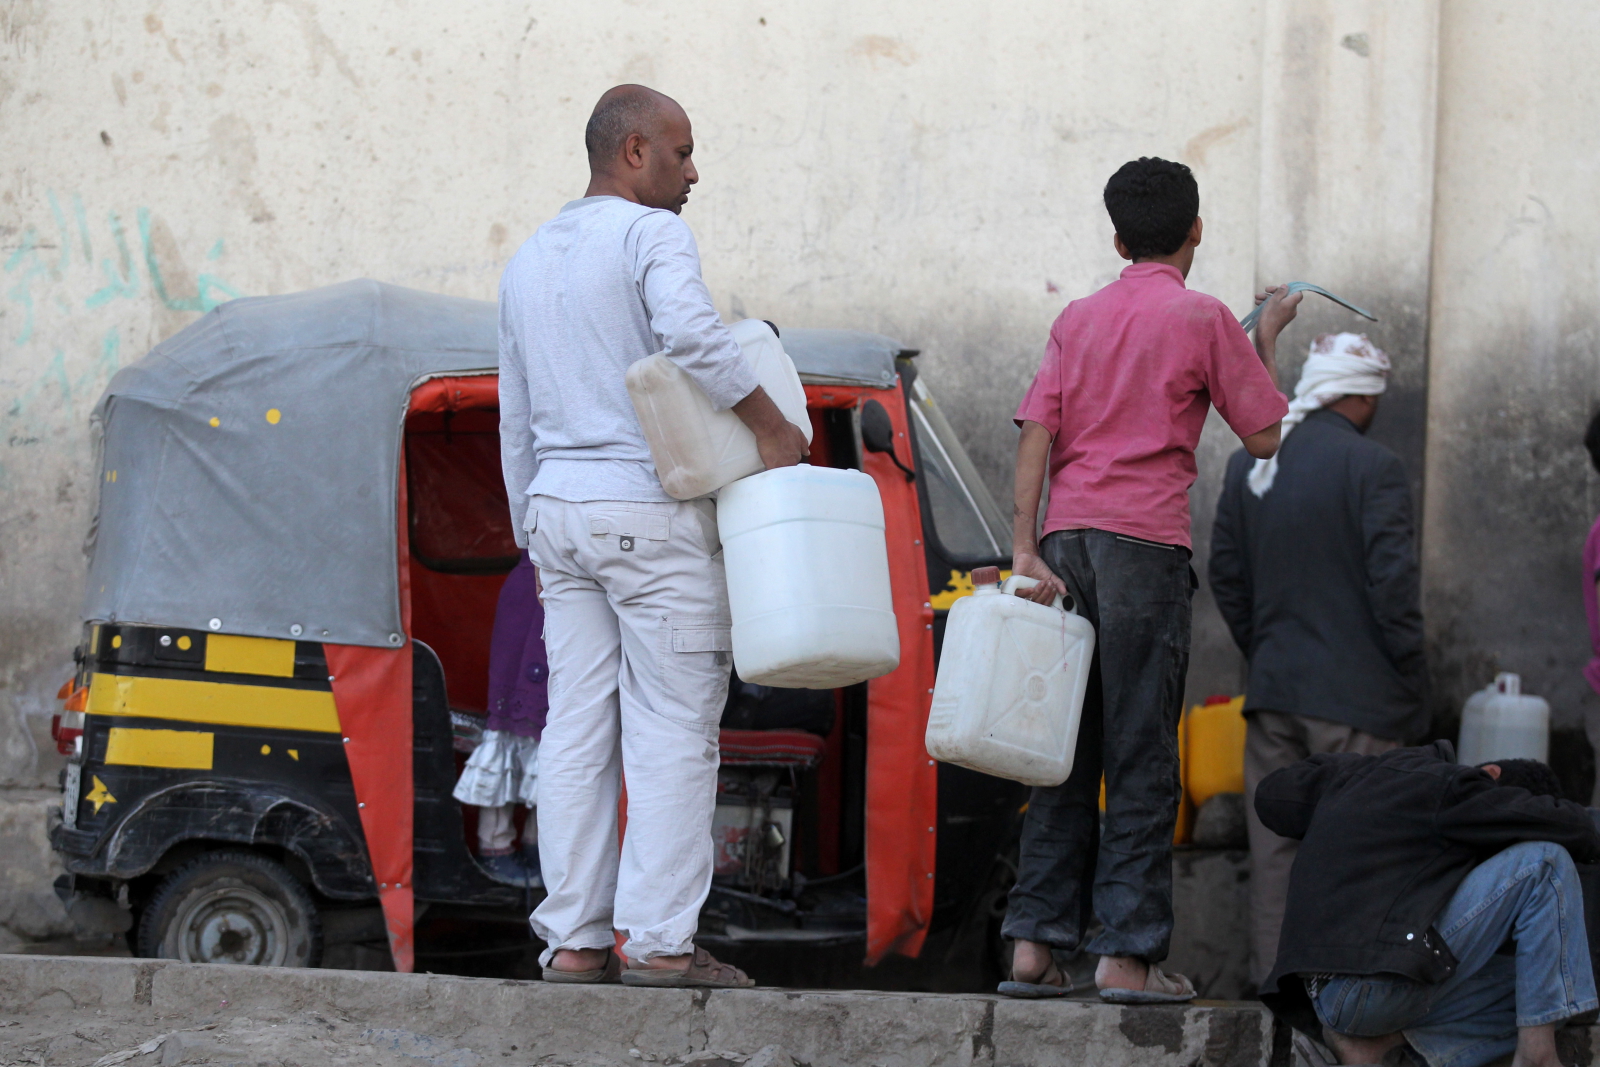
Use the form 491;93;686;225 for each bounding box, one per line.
49;279;1022;982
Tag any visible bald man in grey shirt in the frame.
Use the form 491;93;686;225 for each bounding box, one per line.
500;85;807;989
498;195;757;505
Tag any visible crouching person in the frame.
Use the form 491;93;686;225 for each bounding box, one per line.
1257;743;1600;1067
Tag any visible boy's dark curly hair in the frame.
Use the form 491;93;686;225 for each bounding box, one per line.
1479;758;1564;798
1103;157;1200;260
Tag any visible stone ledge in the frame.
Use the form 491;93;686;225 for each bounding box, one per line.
0;954;1281;1067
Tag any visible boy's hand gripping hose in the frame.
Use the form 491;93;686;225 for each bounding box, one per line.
1238;282;1378;333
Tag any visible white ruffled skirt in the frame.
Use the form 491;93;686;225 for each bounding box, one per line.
452;730;539;808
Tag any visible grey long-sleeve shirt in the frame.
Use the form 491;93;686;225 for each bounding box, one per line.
1209;408;1428;739
498;196;758;541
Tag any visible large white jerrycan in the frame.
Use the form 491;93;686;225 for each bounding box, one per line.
717;464;899;688
627;319;812;500
924;568;1096;787
1455;678;1499;766
1458;672;1549;765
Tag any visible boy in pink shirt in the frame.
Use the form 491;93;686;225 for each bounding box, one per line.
1000;157;1299;1002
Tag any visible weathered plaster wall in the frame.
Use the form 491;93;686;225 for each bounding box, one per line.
2;0;1274;785
3;0;1590;799
1424;2;1600;735
1186;0;1440;703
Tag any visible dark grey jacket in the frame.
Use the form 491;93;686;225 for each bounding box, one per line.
1209;408;1427;739
1257;741;1600;1026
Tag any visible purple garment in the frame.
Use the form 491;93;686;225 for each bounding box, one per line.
1585;516;1600;698
486;555;550;738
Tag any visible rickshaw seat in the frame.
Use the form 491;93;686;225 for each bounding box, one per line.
717;728;826;770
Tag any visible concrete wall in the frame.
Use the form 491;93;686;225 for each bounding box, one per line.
1424;2;1600;744
0;0;1596;797
2;0;1274;786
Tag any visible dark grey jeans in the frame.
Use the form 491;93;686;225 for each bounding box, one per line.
1001;528;1195;961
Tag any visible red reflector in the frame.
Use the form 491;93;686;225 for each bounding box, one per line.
52;716;82;756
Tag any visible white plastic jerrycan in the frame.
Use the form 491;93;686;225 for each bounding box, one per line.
717;464;899;688
1456;678;1498;767
925;567;1096;787
1457;672;1550;765
627;318;812;500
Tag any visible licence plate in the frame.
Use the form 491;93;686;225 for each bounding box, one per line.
62;762;82;830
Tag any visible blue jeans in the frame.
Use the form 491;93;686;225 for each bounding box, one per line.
1309;841;1597;1067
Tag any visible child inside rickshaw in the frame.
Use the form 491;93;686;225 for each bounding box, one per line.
453;555;548;887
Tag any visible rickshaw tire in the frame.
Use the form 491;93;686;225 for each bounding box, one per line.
137;849;323;968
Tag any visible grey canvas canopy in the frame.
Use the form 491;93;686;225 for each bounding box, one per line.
84;280;498;648
783;328;912;388
82;279;911;647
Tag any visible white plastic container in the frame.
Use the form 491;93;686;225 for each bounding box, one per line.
924;569;1096;787
1456;679;1497;767
717;464;899;688
627;319;812;500
1457;672;1550;765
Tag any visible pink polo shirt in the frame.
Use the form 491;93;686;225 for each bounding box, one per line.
1016;262;1287;549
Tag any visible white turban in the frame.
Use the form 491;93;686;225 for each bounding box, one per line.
1247;332;1390;497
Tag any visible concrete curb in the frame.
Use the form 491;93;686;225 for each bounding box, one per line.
0;954;1282;1066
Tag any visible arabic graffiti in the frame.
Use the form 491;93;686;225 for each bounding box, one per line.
1;192;244;444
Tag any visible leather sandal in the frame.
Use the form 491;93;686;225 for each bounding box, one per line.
542;949;622;984
1098;964;1196;1004
619;946;755;988
998;956;1075;998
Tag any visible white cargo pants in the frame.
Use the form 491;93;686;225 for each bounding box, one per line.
524;494;730;964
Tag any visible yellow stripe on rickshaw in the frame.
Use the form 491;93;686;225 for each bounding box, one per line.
204;633;296;678
105;727;215;769
87;673;341;733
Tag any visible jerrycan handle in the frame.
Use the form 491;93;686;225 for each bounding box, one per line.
1001;574;1071;613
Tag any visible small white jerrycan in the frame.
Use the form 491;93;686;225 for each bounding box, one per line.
1456;679;1498;767
627;319;812;500
1457;672;1550;765
925;567;1096;787
718;464;899;688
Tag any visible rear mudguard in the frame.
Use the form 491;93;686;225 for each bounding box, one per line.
80;780;375;899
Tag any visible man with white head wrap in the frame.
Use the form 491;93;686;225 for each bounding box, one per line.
1247;333;1392;496
1209;332;1427;989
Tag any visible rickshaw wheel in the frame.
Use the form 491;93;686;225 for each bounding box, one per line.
138;850;323;968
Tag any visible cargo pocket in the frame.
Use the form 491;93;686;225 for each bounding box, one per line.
656;615;734;730
669;617;732;656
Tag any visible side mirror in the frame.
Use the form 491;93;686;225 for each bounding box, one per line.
860;400;895;454
860;400;914;481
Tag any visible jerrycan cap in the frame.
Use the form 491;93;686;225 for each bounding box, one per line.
972;566;1001;588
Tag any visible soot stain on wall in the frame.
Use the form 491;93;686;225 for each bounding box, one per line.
1425;319;1600;741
